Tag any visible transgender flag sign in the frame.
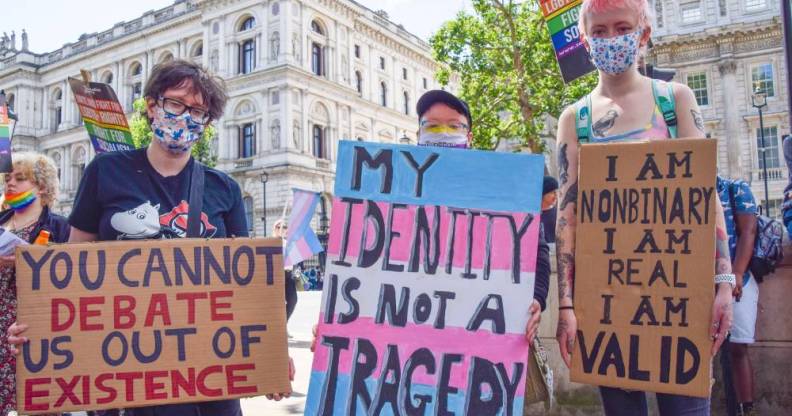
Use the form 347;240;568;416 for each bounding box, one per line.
305;141;545;415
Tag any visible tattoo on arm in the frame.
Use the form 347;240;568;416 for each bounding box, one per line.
560;181;578;211
691;109;705;133
592;110;619;137
558;143;569;186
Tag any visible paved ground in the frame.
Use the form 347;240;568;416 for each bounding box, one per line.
240;291;322;416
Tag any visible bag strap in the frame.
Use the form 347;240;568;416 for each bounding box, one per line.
187;159;205;238
652;79;678;139
727;181;741;239
575;95;592;143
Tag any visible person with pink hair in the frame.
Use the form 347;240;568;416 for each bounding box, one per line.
554;0;735;415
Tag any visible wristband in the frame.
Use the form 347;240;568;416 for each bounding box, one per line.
559;306;574;311
714;273;736;288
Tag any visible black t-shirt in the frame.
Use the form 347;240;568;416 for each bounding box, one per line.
70;148;248;240
68;148;247;415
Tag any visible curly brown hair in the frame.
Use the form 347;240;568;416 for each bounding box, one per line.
1;152;60;207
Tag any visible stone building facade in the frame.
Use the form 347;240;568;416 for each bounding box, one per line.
648;0;789;216
0;0;448;237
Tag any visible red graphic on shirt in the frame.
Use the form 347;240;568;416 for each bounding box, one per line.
159;200;217;238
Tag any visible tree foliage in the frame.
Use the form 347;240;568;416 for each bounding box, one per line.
129;98;218;167
430;0;597;152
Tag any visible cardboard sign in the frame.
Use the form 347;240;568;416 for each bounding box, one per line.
570;139;717;397
540;0;596;83
305;141;545;415
15;238;291;414
68;77;136;153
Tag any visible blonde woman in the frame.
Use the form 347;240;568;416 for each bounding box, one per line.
0;152;70;415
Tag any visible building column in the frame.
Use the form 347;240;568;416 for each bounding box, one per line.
718;59;743;179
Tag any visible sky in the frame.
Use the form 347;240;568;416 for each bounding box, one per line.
2;0;472;54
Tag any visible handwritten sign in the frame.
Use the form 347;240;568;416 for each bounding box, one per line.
305;141;544;414
570;139;717;397
15;238;290;414
68;77;135;153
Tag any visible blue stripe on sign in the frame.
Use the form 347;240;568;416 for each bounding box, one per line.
304;371;524;415
333;140;544;213
551;22;581;51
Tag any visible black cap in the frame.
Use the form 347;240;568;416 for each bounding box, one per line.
416;90;472;128
543;176;559;195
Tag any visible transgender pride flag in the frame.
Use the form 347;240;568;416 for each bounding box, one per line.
305;141;545;415
283;188;324;267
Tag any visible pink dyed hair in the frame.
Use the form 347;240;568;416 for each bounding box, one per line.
578;0;655;35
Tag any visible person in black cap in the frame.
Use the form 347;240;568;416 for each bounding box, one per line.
415;89;473;148
541;176;559;243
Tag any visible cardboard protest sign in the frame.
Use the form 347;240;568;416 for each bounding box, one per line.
570;139;717;397
305;141;544;415
540;0;596;83
68;77;136;153
15;238;290;414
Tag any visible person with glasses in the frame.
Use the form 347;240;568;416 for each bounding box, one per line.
7;60;293;416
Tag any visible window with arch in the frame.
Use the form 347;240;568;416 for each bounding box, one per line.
311;20;324;35
191;41;203;58
239;16;256;32
243;196;254;233
159;52;174;63
129;62;143;109
51;88;63;132
380;82;387;107
6;93;14;112
403;91;409;115
101;72;113;85
239;123;256;158
355;71;363;94
239;39;255;74
51;152;62;184
71;147;87;190
313;124;326;159
311;43;323;76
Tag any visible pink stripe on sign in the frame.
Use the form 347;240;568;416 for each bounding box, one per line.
327;198;539;272
311;315;529;392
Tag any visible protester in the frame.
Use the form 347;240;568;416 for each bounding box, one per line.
783;135;791;239
554;1;734;415
541;176;559;243
416;89;551;331
273;218;298;321
0;152;70;416
7;60;292;416
717;175;759;416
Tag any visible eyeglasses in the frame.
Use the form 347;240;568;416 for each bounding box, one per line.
158;97;211;125
419;121;469;134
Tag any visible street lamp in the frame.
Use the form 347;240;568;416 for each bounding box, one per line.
752;88;771;217
259;172;269;236
317;197;330;272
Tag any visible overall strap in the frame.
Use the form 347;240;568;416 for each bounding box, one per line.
187;160;205;238
575;95;592;143
652;79;678;138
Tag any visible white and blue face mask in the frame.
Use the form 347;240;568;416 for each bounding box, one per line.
588;29;643;75
151;105;204;154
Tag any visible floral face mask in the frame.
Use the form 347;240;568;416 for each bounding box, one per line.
588;29;642;75
151;105;205;154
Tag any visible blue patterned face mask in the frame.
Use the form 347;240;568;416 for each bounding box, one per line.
588;29;642;75
151;106;204;154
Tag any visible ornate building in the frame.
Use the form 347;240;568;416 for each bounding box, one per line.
648;0;789;216
0;0;448;236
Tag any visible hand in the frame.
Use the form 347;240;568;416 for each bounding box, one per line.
310;324;318;352
266;356;295;401
7;322;28;355
710;284;733;356
0;255;15;269
733;273;743;302
525;300;541;343
556;308;577;368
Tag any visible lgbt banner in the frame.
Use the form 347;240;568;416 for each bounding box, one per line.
541;0;595;83
305;141;544;415
68;77;135;153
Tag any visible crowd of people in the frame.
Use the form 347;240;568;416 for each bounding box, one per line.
1;0;790;415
